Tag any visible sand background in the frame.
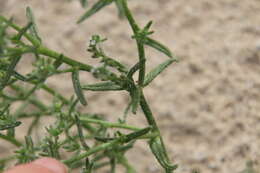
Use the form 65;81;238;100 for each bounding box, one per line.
1;0;260;172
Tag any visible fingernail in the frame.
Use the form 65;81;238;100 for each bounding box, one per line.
32;157;67;173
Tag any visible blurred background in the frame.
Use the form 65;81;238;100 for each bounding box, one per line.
1;0;260;172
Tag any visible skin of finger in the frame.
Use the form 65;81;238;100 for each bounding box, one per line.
4;158;67;173
4;163;55;173
32;157;67;173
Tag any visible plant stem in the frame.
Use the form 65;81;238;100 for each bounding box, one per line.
140;91;171;161
139;92;158;130
41;84;69;104
0;133;22;147
0;155;16;164
10;84;48;111
120;0;146;86
118;0;139;34
63;137;120;165
37;46;93;72
0;16;93;72
79;117;141;131
0;16;40;47
63;127;150;165
118;155;136;173
120;0;173;167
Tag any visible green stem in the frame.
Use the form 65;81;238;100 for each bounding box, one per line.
119;0;139;34
140;91;171;162
37;46;93;72
93;161;110;170
0;133;22;147
0;155;16;164
10;84;48;111
63;127;150;165
27;115;41;135
41;84;69;104
0;16;40;47
0;16;93;72
63;137;119;165
16;111;47;118
118;155;136;173
120;0;145;86
139;91;158;129
136;42;146;86
79;117;141;131
120;0;172;166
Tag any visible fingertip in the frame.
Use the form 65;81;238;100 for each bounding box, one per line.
32;157;67;173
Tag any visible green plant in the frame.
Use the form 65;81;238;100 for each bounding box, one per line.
240;161;257;173
0;0;178;172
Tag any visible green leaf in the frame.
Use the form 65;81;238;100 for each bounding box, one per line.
91;66;119;82
143;58;177;87
149;137;178;172
13;71;27;81
143;21;153;32
26;7;42;43
80;0;88;8
77;0;114;23
82;82;123;91
0;121;21;131
72;69;87;106
127;62;140;79
124;126;151;143
75;114;90;150
94;136;115;142
241;161;256;173
84;158;94;173
100;55;128;73
145;37;173;58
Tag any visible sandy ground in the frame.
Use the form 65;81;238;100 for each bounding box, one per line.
1;0;260;172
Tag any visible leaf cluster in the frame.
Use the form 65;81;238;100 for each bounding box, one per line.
0;0;178;172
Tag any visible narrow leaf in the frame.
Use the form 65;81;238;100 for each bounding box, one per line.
13;71;27;81
149;137;178;172
75;114;90;150
72;69;87;106
77;0;113;23
26;7;42;43
145;37;173;58
82;82;123;91
0;121;21;131
94;136;115;142
101;56;128;73
127;62;140;79
84;158;94;173
124;126;151;143
143;21;153;32
143;58;177;87
0;104;10;115
80;0;88;8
